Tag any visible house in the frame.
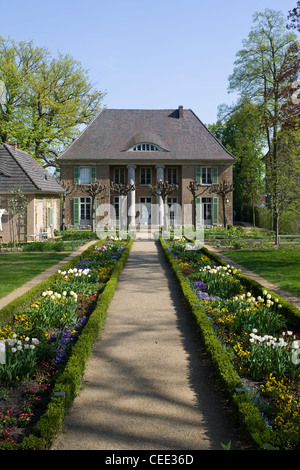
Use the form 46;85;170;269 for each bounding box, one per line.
58;106;236;232
0;142;65;244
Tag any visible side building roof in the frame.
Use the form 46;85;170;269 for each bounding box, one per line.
0;143;65;195
58;107;236;164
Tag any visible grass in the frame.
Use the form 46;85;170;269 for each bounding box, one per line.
0;252;70;299
220;248;300;298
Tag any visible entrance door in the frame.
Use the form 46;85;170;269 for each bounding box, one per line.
140;197;151;224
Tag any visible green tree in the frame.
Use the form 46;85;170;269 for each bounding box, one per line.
227;9;299;243
208;99;265;224
264;127;300;234
287;1;300;33
0;37;105;169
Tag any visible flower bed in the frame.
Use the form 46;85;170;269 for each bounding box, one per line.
0;238;132;449
161;238;300;450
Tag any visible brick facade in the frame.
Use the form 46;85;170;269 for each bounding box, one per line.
58;107;236;231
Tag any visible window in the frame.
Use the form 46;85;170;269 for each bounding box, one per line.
167;167;178;184
202;197;212;224
74;167;96;184
140;167;152;185
114;167;125;184
130;143;161;152
196;197;219;226
202;168;212;185
80;168;91;184
45;207;54;228
140;197;152;223
113;197;120;220
196;166;218;185
80;198;91;224
167;197;178;223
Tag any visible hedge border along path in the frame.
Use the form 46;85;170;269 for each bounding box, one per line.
0;240;103;328
0;237;133;450
159;237;300;450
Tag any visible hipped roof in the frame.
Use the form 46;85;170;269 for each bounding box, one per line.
0;143;65;194
58;107;236;164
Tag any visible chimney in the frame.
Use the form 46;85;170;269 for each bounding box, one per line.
178;105;183;119
5;142;17;149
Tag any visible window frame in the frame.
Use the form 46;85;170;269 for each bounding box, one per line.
114;167;126;184
80;197;91;222
166;167;178;185
196;166;218;186
74;166;96;184
129;143;163;152
140;167;152;185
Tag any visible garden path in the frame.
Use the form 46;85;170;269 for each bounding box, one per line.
206;245;300;310
51;239;252;451
0;240;97;311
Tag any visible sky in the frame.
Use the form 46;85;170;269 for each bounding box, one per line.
0;0;298;125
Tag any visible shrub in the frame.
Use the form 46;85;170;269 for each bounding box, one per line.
160;237;300;450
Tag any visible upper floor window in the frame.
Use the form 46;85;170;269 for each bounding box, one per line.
196;166;218;185
140;167;152;185
129;143;163;152
167;167;178;184
74;166;96;184
202;167;212;185
114;167;125;184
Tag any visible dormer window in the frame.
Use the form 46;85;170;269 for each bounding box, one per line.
128;143;164;152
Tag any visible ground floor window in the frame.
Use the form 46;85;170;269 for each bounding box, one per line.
113;196;120;220
196;196;219;226
167;197;178;223
73;197;91;225
80;198;91;224
202;197;212;225
140;197;151;224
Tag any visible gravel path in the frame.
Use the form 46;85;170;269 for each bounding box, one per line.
52;239;252;451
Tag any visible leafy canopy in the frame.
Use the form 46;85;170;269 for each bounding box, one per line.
0;36;106;169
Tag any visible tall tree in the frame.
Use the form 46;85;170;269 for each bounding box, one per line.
227;9;299;243
264;127;300;234
0;37;105;169
287;2;300;32
208;99;265;223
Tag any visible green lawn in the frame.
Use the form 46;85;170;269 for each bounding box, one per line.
0;252;70;299
220;248;300;298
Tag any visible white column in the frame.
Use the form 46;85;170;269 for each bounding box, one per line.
155;164;165;228
127;164;136;228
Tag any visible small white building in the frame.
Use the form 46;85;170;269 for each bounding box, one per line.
0;142;65;244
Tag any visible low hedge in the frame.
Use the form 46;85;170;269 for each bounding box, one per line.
18;237;133;450
200;246;300;329
160;238;275;449
0;241;102;328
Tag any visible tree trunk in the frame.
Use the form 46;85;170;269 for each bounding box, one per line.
275;210;280;245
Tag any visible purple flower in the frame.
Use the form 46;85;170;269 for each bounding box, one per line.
193;281;207;291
